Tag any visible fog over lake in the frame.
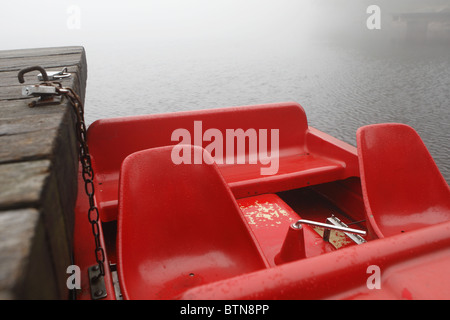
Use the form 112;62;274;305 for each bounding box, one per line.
1;0;449;182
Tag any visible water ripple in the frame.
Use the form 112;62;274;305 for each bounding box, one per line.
85;43;449;183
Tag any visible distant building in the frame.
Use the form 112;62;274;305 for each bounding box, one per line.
391;6;450;44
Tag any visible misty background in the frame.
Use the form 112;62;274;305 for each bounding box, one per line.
0;0;449;183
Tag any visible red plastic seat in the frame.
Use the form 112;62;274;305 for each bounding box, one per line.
88;102;358;221
357;123;450;238
117;145;269;300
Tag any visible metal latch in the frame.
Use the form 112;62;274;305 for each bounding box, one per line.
38;67;71;81
22;85;57;97
21;84;62;107
18;66;69;107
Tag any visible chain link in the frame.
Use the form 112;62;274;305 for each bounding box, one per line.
46;82;106;277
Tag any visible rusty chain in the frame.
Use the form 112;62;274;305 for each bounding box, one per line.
17;65;108;301
19;75;106;279
60;85;106;278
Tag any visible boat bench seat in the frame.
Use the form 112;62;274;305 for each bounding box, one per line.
88;102;358;221
220;153;346;198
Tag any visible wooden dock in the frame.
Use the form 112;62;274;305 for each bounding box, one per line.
0;47;87;299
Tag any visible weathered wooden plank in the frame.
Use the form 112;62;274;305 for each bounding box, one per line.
0;98;67;118
0;105;78;299
0;160;74;299
0;129;56;164
0;208;58;300
41;172;73;299
50;108;79;248
0;46;84;59
0;53;84;72
0;160;51;209
0;46;87;300
0;86;31;101
0;113;63;136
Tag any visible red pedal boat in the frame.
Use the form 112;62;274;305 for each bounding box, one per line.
73;102;450;300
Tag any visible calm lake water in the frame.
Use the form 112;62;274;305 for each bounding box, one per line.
83;41;450;183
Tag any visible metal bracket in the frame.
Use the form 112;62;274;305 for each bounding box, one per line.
88;265;108;300
109;263;123;300
22;85;57;96
38;67;71;81
323;216;367;245
292;217;367;245
21;84;62;107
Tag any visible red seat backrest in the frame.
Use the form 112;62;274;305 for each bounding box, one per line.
88;102;308;177
357;123;450;238
117;145;269;299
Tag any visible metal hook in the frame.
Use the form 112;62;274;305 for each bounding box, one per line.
18;66;49;83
